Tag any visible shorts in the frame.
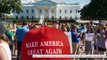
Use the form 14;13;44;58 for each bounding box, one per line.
94;46;106;51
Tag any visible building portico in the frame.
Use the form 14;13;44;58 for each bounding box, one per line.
36;6;56;19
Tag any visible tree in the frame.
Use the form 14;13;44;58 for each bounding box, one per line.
0;0;22;18
81;0;107;20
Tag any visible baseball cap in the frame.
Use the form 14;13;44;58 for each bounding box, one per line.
21;26;71;60
0;23;7;34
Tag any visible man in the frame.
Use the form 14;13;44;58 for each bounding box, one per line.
52;21;60;29
16;21;29;60
0;23;11;60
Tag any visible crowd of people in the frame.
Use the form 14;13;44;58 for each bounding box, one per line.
0;21;107;60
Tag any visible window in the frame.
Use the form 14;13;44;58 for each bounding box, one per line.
21;10;23;13
76;10;78;13
70;10;72;13
59;16;62;20
65;10;67;13
26;16;29;19
59;10;62;13
52;9;54;13
32;9;34;13
65;17;67;20
26;9;29;13
70;16;72;19
40;9;42;13
21;16;23;19
46;9;48;13
52;16;54;19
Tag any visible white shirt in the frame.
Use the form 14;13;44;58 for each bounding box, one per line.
0;43;11;60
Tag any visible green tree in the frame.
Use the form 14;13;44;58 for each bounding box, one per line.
0;0;22;18
81;0;107;20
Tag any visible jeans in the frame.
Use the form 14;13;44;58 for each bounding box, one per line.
17;41;22;60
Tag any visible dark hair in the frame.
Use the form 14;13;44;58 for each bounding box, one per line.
22;21;28;26
81;24;84;26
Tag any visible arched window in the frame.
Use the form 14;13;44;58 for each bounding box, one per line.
59;10;62;13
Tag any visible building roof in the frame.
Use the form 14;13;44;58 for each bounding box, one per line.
22;0;80;6
33;0;64;3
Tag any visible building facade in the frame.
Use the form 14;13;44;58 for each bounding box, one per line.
13;0;81;20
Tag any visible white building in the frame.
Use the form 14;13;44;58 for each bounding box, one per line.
13;0;81;20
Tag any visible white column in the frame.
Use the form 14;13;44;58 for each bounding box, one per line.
35;7;39;18
54;7;57;19
49;7;51;19
41;7;43;16
56;6;59;19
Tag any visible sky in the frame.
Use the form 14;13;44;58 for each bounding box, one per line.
22;0;91;8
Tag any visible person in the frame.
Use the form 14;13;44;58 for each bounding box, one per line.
0;23;11;60
71;24;81;54
85;25;95;54
52;21;60;29
11;23;17;33
105;31;107;50
61;23;67;32
12;23;18;55
16;21;29;60
65;23;70;32
5;28;15;55
93;24;106;60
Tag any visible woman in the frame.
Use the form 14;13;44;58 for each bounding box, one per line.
0;23;11;60
6;28;15;55
93;25;106;60
71;24;81;54
85;25;95;54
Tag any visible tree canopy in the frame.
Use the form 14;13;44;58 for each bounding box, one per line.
0;0;22;18
81;0;107;20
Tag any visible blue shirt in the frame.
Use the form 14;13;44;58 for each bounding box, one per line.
16;26;29;42
71;32;80;42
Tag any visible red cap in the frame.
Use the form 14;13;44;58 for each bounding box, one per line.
21;26;72;60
